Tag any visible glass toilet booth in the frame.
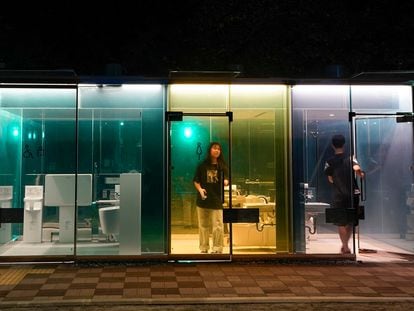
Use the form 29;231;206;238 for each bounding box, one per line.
0;83;166;259
4;79;411;262
292;85;352;255
167;83;290;257
0;85;78;257
350;85;414;258
292;84;414;258
76;83;165;257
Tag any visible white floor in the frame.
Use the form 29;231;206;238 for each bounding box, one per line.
0;239;120;256
171;232;414;262
0;233;412;261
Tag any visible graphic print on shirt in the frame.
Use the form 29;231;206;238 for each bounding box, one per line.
207;169;218;183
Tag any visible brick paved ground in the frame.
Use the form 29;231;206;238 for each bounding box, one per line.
2;301;414;311
0;261;414;309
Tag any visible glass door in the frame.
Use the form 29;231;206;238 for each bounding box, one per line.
353;113;414;260
167;112;231;258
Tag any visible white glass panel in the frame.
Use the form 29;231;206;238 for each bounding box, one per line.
351;85;412;112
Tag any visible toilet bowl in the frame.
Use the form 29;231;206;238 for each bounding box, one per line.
99;206;120;236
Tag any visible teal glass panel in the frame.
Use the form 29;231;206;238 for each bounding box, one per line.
79;84;164;108
0;109;22;244
0;88;75;108
78;109;142;174
141;108;165;253
0;110;22;185
23;110;77;174
76;84;165;256
0;87;77;256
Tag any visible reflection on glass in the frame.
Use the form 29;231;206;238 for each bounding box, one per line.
355;118;414;254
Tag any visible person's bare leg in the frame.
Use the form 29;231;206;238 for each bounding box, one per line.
338;225;352;253
345;224;353;245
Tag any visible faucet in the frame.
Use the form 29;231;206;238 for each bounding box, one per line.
305;192;314;202
300;183;313;203
258;195;268;204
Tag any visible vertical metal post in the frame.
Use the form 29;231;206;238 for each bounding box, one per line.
349;84;357;256
226;111;233;259
74;86;79;261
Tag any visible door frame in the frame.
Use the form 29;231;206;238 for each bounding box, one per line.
350;111;414;254
165;111;233;261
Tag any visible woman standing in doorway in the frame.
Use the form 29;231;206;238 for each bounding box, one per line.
193;142;229;254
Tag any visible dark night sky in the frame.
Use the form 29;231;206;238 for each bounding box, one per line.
1;1;413;78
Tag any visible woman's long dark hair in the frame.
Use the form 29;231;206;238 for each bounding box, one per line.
204;142;227;169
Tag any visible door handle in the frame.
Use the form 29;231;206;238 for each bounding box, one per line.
360;174;366;202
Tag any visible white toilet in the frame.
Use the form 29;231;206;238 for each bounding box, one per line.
99;206;120;239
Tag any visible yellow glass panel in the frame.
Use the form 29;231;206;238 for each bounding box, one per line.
230;85;287;109
168;84;229;111
230;84;290;254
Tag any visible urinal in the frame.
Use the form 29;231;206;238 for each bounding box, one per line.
23;185;43;243
99;205;120;239
0;186;13;209
24;186;44;211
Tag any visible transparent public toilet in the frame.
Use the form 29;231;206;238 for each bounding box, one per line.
0;77;166;260
167;83;290;258
292;83;414;258
76;82;165;257
0;81;78;257
1;72;413;262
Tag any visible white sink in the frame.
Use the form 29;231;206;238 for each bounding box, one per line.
305;202;330;214
242;202;275;213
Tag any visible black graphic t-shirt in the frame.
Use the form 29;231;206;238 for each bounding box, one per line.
193;161;228;209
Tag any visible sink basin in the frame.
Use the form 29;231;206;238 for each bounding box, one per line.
242;202;275;213
305;202;330;214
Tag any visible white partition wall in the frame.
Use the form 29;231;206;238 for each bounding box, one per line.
119;173;141;255
0;186;13;244
44;174;92;243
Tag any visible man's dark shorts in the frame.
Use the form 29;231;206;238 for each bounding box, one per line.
332;195;360;226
